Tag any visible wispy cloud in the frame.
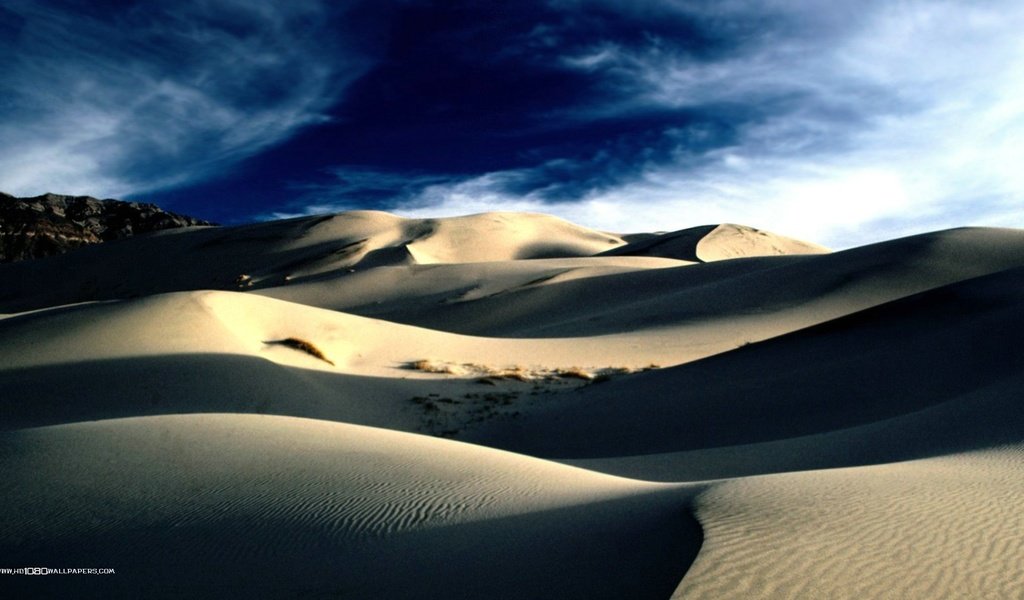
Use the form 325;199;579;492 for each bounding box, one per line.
0;0;367;198
267;166;460;220
364;0;1024;248
18;0;1019;247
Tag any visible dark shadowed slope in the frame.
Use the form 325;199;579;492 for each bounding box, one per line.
462;265;1024;468
0;415;701;600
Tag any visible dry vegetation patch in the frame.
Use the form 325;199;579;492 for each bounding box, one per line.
264;337;335;366
407;359;467;375
410;390;523;438
405;361;664;439
407;360;661;385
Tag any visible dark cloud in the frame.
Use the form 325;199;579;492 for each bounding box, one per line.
156;0;756;217
137;0;750;219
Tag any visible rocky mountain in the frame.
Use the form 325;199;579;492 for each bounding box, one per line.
0;192;215;262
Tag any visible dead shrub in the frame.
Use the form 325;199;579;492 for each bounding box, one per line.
265;337;334;366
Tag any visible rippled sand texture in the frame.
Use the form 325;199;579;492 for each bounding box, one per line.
676;447;1024;599
1;415;700;599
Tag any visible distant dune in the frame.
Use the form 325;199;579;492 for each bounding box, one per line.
601;222;829;262
1;209;1022;598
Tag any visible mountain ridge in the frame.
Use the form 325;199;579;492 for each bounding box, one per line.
0;191;215;263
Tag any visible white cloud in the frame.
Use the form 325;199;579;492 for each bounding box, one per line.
395;0;1024;248
0;0;364;198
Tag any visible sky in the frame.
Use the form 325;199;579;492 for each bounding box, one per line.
1;0;1023;248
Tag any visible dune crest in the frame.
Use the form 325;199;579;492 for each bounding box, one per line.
602;222;828;262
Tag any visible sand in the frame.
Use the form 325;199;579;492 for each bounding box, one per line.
1;211;1023;598
0;415;700;599
675;446;1024;599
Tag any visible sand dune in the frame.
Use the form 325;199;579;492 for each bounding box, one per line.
261;227;1024;339
4;214;1022;346
463;266;1024;462
675;446;1024;599
0;288;740;434
0;414;700;598
0;286;737;389
601;223;829;262
565;371;1024;482
2;209;1023;598
0;211;626;313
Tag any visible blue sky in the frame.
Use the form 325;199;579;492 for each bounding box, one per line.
1;0;1023;248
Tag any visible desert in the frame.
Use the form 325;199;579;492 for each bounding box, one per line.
4;1;1024;597
2;205;1023;598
